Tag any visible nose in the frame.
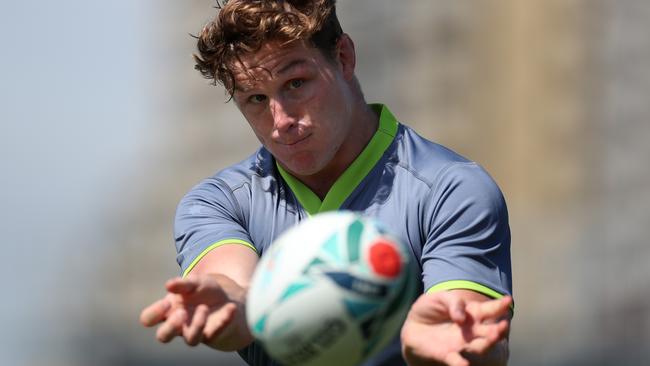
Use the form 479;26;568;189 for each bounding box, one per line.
269;97;298;133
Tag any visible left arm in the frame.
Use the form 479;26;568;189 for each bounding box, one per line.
408;163;514;366
401;290;512;366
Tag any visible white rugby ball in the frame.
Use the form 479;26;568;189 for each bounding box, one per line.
246;211;417;366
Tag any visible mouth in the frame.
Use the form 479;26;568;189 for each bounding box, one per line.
280;134;312;147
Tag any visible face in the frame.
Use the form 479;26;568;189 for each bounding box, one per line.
231;39;358;179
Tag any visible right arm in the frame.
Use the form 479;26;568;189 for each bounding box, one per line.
140;244;258;351
140;177;259;351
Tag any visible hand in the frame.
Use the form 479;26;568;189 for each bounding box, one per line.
400;291;512;366
139;274;253;351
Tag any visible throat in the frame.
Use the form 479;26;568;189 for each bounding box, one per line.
299;172;340;201
280;104;381;204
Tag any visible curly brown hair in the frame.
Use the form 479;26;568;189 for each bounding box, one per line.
194;0;343;96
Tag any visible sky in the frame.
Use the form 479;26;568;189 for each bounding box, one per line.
0;1;152;364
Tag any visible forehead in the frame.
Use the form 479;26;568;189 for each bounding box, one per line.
230;41;324;91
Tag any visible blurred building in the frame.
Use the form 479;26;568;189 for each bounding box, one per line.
85;1;650;365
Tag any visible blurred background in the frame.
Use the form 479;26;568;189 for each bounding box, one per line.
1;0;649;365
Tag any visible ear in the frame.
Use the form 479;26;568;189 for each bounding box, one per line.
335;34;356;81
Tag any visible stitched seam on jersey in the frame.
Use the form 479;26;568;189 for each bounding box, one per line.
214;177;248;228
482;170;505;230
428;162;506;242
183;238;257;277
395;162;435;189
426;162;476;222
430;162;479;195
229;181;248;193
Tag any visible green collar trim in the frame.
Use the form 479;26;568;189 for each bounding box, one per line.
276;104;398;216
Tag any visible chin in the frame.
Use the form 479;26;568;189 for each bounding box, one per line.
282;157;325;177
286;164;321;177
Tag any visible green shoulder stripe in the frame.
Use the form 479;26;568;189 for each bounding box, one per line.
427;280;515;312
182;239;257;277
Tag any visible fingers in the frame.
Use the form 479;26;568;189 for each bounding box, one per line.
463;327;500;354
156;308;187;343
183;304;210;346
470;317;509;340
144;276;240;346
166;276;199;294
431;291;467;323
464;319;509;354
140;298;171;327
467;296;512;323
409;292;466;323
444;352;470;366
148;302;235;346
464;337;492;355
203;302;237;340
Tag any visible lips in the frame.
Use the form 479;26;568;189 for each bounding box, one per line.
279;134;311;147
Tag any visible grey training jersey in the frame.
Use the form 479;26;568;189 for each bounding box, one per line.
174;104;512;366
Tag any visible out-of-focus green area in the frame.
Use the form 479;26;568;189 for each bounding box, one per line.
1;1;649;365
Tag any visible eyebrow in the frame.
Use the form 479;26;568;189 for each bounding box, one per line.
234;59;310;93
276;59;309;76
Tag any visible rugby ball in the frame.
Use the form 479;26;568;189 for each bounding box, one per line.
246;211;417;366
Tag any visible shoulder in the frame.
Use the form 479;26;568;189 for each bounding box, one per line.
392;124;474;184
182;147;276;202
392;124;506;209
423;160;508;237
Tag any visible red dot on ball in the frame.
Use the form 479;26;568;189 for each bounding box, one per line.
369;240;402;278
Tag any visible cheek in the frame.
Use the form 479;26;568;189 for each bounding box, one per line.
245;115;273;142
325;110;351;145
251;130;266;146
247;125;275;151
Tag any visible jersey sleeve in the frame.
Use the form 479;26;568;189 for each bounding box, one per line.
174;177;256;276
420;162;512;300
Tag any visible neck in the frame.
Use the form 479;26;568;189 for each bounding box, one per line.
298;103;379;200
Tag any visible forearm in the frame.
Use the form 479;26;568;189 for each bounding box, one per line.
187;245;258;351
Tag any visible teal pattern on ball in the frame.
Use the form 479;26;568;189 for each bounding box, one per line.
346;219;363;262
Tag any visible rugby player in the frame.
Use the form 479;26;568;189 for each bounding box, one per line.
140;1;513;365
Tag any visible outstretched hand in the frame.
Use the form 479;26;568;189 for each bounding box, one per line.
401;291;512;366
139;274;253;351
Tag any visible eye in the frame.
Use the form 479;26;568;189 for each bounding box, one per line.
248;94;267;104
287;79;304;90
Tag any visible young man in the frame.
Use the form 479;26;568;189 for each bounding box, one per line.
140;1;513;365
